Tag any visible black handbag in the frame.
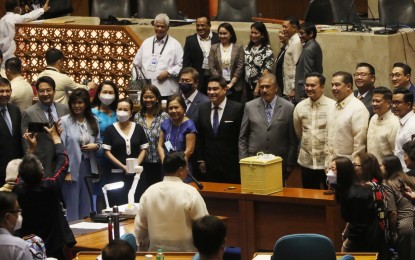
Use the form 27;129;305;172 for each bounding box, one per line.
129;66;151;104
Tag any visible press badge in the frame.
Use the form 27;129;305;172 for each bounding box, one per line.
223;67;231;81
164;140;174;152
147;55;159;72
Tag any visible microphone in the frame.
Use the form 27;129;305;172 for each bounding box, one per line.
187;172;204;190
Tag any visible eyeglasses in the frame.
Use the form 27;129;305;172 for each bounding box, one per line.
353;162;362;167
391;100;407;106
353;73;371;77
389;73;404;78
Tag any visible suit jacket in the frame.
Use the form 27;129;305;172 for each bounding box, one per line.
60;114;100;182
354;88;374;117
183;32;220;90
294;39;323;103
0;103;23;185
21;102;69;176
197;99;243;183
209;43;245;91
239;96;298;178
185;91;209;128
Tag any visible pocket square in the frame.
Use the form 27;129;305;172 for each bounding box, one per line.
224;121;234;123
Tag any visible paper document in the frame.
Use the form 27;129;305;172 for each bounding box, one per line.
69;222;108;230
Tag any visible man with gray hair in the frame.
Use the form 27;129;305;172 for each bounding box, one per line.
132;13;183;98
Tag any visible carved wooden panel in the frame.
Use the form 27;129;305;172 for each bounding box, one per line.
14;24;139;91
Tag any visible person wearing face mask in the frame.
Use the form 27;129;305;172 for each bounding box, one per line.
0;191;32;260
178;68;209;181
103;98;148;205
13;124;76;259
134;85;169;198
91;81;119;212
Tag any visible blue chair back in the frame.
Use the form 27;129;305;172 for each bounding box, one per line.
120;233;137;252
271;233;336;260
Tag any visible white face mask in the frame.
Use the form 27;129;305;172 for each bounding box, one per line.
13;214;23;231
116;111;130;122
99;94;115;105
326;170;337;185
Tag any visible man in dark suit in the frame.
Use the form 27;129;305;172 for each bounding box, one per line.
183;16;220;95
197;75;243;184
179;67;209;180
0;77;23;186
295;22;323;103
239;73;297;181
354;62;376;117
391;62;415;101
21;76;69;176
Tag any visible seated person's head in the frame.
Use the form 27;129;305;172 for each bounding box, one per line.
0;191;21;232
102;239;135;260
192;215;227;259
162;151;188;180
19;154;44;186
5;159;22;184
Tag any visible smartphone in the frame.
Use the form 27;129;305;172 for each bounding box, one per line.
398;179;406;192
28;122;49;133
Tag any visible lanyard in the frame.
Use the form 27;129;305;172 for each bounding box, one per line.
152;35;169;55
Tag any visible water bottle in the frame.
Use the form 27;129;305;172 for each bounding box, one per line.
156;248;164;260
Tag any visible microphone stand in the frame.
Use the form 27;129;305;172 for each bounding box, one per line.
343;0;357;32
187;172;203;190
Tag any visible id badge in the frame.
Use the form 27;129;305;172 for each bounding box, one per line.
164;140;174;152
222;67;231;81
202;57;209;70
147;55;159;72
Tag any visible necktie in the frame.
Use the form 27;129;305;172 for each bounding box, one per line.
185;99;191;112
265;103;272;124
358;95;363;101
1;108;12;135
213;106;219;135
47;107;54;127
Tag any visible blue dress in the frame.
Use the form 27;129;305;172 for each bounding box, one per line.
160;118;197;154
91;108;117;197
160;118;197;182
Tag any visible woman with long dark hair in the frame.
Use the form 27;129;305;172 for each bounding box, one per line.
60;88;101;221
134;85;169;197
332;156;384;256
244;22;274;100
382;154;415;259
209;22;245;102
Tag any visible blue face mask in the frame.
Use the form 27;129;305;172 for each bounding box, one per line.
179;83;192;94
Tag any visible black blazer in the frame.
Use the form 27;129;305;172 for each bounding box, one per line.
197;99;243;183
183;32;220;88
354;88;374;117
0;103;23;185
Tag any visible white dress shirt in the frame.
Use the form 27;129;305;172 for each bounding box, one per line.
0;9;45;68
210;97;227;126
325;93;369;166
394;111;415;172
367;110;399;162
294;95;335;169
10;75;34;111
134;176;208;251
133;35;183;96
282;33;302;95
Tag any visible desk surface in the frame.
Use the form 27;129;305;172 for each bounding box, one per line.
75;251;196;260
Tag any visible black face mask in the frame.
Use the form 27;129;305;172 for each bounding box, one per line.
179;83;193;94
